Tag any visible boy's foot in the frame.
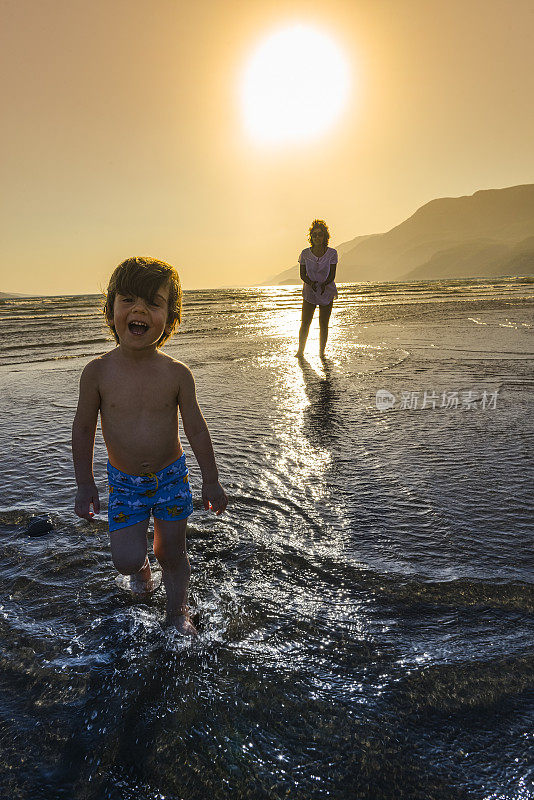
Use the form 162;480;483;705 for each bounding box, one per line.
165;606;198;636
115;571;162;595
295;350;305;358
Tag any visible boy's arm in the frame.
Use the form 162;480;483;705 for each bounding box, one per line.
72;361;101;520
177;365;227;515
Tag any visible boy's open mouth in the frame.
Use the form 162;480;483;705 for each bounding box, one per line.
128;321;149;335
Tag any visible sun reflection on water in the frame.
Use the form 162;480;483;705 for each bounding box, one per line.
260;348;333;492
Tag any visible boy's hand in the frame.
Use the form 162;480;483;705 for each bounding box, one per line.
75;483;100;520
202;481;228;515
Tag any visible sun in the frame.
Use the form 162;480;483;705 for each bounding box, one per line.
240;24;351;146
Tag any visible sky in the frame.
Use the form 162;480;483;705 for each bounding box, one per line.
1;0;534;294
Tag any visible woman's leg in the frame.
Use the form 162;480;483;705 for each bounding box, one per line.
318;302;333;356
153;517;196;634
296;300;316;356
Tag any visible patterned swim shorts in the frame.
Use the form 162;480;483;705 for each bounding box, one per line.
107;454;194;532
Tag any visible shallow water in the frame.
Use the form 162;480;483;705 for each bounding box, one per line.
0;279;533;799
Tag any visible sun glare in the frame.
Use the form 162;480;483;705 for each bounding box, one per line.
240;24;351;145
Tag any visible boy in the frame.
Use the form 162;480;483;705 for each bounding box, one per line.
72;256;227;635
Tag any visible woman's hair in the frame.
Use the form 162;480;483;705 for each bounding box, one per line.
103;256;182;346
307;219;330;247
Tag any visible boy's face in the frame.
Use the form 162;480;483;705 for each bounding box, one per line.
112;281;171;350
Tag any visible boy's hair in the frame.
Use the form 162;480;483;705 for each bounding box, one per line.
104;256;182;346
307;219;330;247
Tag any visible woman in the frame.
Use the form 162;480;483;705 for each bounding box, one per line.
296;219;338;358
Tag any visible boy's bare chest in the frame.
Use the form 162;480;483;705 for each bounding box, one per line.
100;369;178;417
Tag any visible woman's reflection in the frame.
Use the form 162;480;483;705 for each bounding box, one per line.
297;356;338;450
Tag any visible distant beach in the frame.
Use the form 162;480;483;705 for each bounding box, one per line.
0;279;532;799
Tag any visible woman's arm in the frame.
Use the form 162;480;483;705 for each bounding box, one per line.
320;263;337;293
300;262;316;290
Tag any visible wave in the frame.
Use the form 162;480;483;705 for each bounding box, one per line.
2;283;532;366
0;336;108;353
0;350;107;367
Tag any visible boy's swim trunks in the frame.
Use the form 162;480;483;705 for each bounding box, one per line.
107;454;194;532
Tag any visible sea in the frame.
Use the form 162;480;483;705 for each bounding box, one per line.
0;278;533;800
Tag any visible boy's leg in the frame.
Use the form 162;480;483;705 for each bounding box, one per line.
296;300;316;356
110;518;152;590
153;517;196;635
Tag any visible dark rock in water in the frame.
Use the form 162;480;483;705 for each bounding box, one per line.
27;514;54;537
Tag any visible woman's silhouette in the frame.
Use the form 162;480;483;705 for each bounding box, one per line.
296;219;338;358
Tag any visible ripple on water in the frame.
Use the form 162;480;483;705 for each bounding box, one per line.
1;289;533;798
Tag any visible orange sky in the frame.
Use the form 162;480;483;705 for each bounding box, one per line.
1;0;533;294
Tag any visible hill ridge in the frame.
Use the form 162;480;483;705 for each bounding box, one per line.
264;184;534;284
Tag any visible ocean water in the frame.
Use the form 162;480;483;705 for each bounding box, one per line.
0;278;533;799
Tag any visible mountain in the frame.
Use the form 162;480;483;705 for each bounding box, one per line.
264;184;534;284
400;236;534;281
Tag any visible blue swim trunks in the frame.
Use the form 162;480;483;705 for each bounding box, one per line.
107;454;194;532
